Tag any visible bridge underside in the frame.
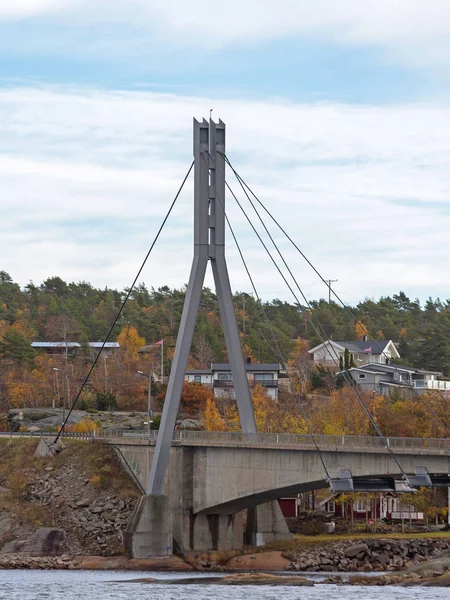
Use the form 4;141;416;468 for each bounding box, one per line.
115;442;450;556
197;474;450;515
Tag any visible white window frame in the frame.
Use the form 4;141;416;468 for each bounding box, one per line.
218;372;233;381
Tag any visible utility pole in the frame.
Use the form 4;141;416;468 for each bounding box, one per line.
138;371;153;437
325;279;338;303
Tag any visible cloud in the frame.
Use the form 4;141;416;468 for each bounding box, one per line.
1;85;450;303
3;0;450;68
0;0;67;20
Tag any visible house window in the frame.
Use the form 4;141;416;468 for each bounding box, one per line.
218;372;233;381
327;500;335;513
358;374;366;380
254;373;274;382
355;500;367;512
194;375;201;383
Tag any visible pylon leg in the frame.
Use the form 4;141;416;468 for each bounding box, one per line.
147;248;208;495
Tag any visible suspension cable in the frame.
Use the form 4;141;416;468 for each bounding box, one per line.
211;153;412;482
54;161;194;443
201;153;333;480
224;153;450;438
227;179;410;480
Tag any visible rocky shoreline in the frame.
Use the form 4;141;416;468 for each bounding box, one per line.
285;537;450;572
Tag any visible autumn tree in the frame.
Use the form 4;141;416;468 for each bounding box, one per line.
288;337;310;397
201;397;227;431
309;386;371;436
117;325;145;360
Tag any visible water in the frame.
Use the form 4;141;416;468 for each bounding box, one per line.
0;570;448;600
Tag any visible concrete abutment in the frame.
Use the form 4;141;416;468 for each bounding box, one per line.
124;494;172;558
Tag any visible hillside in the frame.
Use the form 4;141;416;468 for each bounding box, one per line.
0;439;139;556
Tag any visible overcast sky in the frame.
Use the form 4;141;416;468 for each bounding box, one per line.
1;1;450;305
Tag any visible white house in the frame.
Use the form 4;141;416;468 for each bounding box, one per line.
339;363;450;395
184;369;214;386
309;337;400;368
185;363;281;400
211;363;281;400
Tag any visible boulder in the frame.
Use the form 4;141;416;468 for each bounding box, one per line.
344;543;369;558
0;518;15;541
27;528;66;556
178;419;203;431
34;437;65;458
2;539;27;553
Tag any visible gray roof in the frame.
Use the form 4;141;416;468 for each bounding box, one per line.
186;369;212;375
31;342;120;348
359;363;415;374
334;340;390;355
212;363;281;372
360;363;444;377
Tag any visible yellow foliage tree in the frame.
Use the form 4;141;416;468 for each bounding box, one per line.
309;387;371;436
117;325;145;361
201;398;227;431
65;417;100;433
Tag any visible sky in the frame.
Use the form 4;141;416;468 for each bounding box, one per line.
1;1;450;306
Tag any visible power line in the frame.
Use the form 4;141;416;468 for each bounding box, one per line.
54;161;194;443
223;153;450;439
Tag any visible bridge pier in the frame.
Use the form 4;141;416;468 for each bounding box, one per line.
191;512;244;551
246;501;292;547
124;495;172;558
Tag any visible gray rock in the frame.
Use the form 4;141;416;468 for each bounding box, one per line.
0;518;15;540
76;498;90;508
2;539;26;553
344;543;369;558
27;528;66;556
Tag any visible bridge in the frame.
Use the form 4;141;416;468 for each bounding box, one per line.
96;430;450;555
49;116;450;559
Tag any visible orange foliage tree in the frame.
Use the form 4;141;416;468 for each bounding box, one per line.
354;319;368;340
157;381;216;416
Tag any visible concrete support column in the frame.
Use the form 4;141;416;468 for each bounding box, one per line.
191;513;244;552
124;495;172;558
246;501;292;547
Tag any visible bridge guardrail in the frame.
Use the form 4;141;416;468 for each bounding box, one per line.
1;429;449;451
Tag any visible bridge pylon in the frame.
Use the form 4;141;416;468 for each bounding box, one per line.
125;119;291;558
148;118;257;497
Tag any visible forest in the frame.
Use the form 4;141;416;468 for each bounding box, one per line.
0;269;449;435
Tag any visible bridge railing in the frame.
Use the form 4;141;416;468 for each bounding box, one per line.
3;429;449;451
79;429;450;451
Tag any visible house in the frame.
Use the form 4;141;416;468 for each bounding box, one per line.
318;493;424;522
309;336;400;368
31;341;120;358
184;362;282;400
337;363;450;395
184;369;214;386
212;362;281;400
